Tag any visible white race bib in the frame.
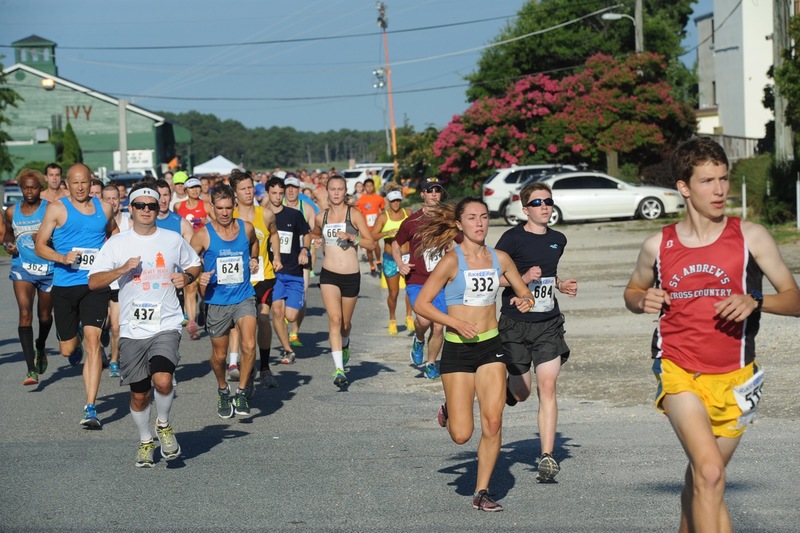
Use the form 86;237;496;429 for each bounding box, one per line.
250;257;265;283
732;369;765;428
278;230;292;255
423;249;443;272
528;277;555;313
130;301;161;326
323;223;345;246
401;253;410;265
462;269;499;306
72;247;99;270
23;261;51;276
366;213;378;226
216;256;244;285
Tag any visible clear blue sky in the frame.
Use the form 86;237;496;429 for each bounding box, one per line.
1;0;711;133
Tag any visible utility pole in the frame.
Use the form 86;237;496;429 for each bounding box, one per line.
774;0;793;161
118;99;128;172
634;0;644;54
377;2;399;174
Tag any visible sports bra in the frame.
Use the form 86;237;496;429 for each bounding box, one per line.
445;245;502;307
322;207;358;250
380;208;409;245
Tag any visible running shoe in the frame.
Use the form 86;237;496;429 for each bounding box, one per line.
410;337;424;366
333;368;348;388
227;363;240;381
155;423;181;460
187;320;200;340
109;362;120;378
437;403;448;428
259;368;278;388
181;313;189;327
342;344;350;367
245;372;256;399
217;387;234;419
80;404;102;429
289;332;303;347
35;348;48;375
405;315;415;331
472;490;504;512
233;390;250;416
388;320;398;336
423;363;440;380
279;349;296;365
309;270;316;278
135;441;157;468
536;453;560;482
23;371;39;386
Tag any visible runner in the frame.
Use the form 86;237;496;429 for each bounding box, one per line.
624;137;800;532
40;162;65;203
191;184;260;418
169;171;189;211
371;188;413;336
175;177;210;339
392;177;450;380
311;174;374;388
355;178;385;276
495;181;578;482
34;163;118;428
264;177;311;363
88;183;201;467
413;197;533;512
4;169;54;386
230;169;282;388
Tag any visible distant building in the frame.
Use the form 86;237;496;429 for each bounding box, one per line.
2;35;190;180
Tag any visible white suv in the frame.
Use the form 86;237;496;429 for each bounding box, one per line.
482;164;576;217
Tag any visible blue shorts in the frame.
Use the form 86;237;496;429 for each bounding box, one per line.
405;284;447;315
382;252;399;278
9;265;54;292
274;273;306;311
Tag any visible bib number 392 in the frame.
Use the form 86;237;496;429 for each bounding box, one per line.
732;369;765;428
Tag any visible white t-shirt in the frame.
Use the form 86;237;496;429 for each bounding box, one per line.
90;228;201;339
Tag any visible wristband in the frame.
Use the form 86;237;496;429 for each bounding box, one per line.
184;272;195;284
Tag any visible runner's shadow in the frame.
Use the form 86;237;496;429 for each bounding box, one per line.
239;369;312;423
344;360;396;384
173;359;214;385
291;332;330;360
164;424;249;468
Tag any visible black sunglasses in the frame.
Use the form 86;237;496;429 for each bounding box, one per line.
526;198;554;208
131;201;159;211
424;186;444;193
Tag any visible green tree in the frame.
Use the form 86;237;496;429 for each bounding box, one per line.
465;0;695;103
0;59;23;175
773;16;800;134
61;122;82;166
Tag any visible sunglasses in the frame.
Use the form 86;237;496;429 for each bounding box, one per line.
526;198;554;208
424;187;444;193
131;201;159;211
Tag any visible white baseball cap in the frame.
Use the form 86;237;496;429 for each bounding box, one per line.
386;190;403;202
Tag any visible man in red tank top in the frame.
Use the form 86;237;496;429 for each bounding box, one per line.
624;137;800;533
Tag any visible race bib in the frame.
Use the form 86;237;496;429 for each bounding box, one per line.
528;277;555;313
732;369;765;428
323;223;345;246
23;261;52;276
278;230;292;255
250;257;265;283
72;247;99;270
463;269;499;306
423;249;443;272
216;256;244;285
366;213;377;226
401;253;410;265
130;301;161;326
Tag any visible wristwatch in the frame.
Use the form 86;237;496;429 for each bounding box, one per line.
749;290;763;312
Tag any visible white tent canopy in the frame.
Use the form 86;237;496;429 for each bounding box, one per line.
192;155;243;175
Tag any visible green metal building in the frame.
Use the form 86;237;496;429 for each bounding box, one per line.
2;35;190;181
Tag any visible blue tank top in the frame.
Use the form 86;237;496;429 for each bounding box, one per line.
445;246;502;307
155;211;183;234
11;200;53;276
203;219;255;305
52;197;108;287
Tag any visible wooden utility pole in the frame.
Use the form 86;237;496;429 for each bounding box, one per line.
774;0;793;161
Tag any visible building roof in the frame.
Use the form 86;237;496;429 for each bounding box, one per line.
11;35;56;47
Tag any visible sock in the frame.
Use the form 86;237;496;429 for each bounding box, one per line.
131;404;153;442
332;350;344;370
36;320;52;351
342;336;349;349
229;352;239;367
153;389;174;426
19;326;35;372
259;349;270;370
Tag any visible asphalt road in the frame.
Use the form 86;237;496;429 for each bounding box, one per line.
1;219;798;532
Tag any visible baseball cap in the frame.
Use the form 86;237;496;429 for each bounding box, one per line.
421;177;444;192
172;171;189;184
284;176;301;188
273;170;287;179
386;190;403;202
185;177;202;188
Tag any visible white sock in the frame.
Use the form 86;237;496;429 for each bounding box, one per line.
229;352;239;366
153;389;174;427
131;404;152;442
341;336;349;348
332;350;343;370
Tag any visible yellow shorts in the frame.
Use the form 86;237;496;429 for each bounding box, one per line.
653;358;762;439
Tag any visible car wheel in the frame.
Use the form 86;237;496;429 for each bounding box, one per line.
638;198;664;220
504;211;522;226
496;199;508;219
548;206;562;225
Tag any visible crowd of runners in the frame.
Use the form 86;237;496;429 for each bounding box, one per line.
2;138;798;527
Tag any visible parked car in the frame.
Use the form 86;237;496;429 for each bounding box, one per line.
482;164;577;217
104;171;149;192
341;164;396;194
3;183;22;208
503;170;684;225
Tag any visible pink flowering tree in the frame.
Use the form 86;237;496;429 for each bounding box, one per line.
434;53;695;182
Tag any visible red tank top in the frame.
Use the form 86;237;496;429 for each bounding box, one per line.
653;217;762;373
176;200;208;231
